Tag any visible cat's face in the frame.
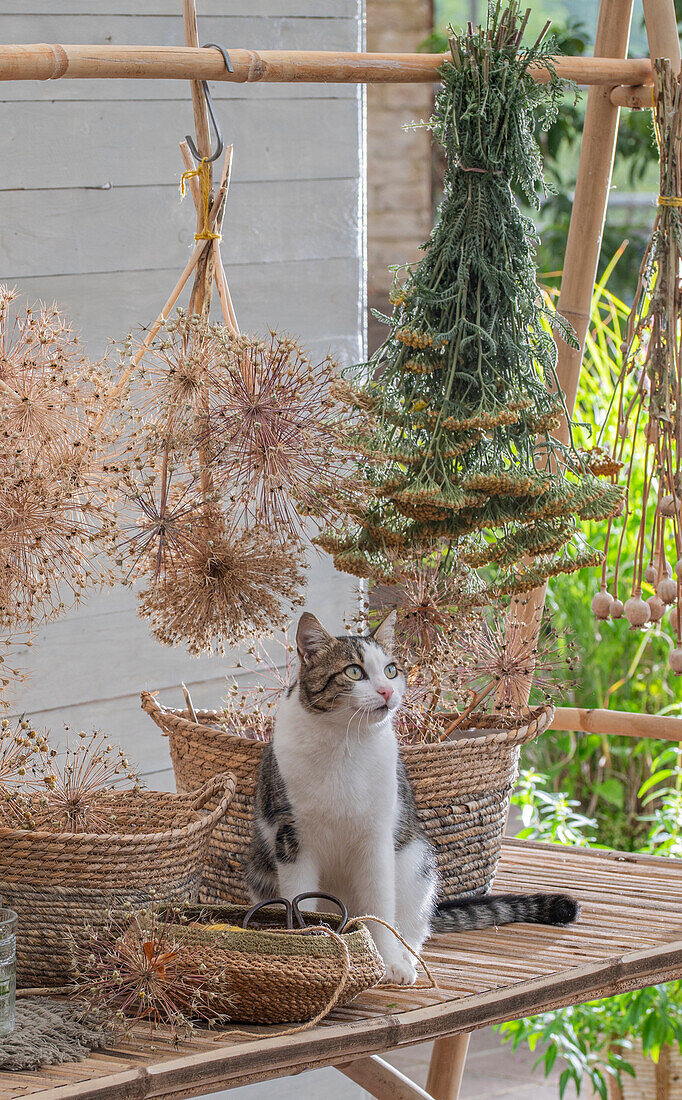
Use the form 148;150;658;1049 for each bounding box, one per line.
295;611;406;724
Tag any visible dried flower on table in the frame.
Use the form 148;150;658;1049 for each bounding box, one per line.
71;905;231;1039
137;509;306;655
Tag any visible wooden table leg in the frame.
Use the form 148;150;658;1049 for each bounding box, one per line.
425;1034;471;1100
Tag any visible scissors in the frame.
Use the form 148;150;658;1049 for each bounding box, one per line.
242;892;349;934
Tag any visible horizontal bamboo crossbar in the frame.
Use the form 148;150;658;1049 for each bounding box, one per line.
0;45;656;86
552;706;682;741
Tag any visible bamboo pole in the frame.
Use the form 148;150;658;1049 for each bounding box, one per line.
551;706;682;742
0;45;654;87
642;0;682;72
504;0;636;659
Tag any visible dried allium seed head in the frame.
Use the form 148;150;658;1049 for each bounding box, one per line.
137;510;307;655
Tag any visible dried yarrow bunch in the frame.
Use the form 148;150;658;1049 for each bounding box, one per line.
71;905;232;1039
0;286;123;627
317;2;620;602
137;508;306;656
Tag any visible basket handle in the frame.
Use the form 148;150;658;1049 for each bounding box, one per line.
190;770;235;814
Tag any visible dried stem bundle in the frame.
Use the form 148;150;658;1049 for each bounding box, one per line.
592;61;682;676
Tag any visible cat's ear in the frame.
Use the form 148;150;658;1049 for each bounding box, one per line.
296;612;334;662
372;610;396;652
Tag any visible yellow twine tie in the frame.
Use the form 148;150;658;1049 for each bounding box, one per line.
179;156;222;241
658;195;682;207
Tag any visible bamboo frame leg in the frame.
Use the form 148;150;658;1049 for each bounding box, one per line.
424;1034;471;1100
642;0;681;72
338;1055;435;1100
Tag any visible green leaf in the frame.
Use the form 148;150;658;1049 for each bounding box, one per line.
594;778;625;809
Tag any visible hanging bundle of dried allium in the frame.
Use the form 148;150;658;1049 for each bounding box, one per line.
0;287;123;628
592;61;682;675
137;508;306;655
70;905;232;1038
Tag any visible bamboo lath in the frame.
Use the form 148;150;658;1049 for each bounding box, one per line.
4;839;682;1100
0;45;655;87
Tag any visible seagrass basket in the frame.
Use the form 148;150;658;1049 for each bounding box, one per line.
141;691;553;905
0;772;235;988
167;901;385;1024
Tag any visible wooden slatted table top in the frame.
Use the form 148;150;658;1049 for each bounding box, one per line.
3;838;682;1100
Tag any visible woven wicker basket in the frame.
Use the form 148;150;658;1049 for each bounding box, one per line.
167;901;385;1024
141;691;553;905
0;773;235;988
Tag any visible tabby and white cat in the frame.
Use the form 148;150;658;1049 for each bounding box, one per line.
246;611;578;985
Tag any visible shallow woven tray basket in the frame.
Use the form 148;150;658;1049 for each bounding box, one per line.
141;691;553;905
0;772;235;988
167;902;384;1025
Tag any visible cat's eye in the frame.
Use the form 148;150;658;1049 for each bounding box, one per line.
385;663;398;679
345;664;364;681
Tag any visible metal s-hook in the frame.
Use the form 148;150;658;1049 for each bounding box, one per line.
185;43;233;163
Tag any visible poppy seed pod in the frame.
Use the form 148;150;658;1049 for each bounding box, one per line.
647;595;665;622
624;595;651;629
645;563;658;585
659;493;681;517
610;598;624;620
657;577;678;605
591;589;613;620
670;648;682;675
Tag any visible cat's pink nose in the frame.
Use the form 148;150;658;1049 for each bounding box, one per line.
378;686;394;703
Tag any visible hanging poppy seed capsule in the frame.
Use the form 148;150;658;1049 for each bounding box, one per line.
659;493;681;517
624;595;651;628
664;560;673;578
647;594;665;622
591;589;613;620
610;598;624;620
657;577;678;605
668;604;681;632
670;648;682;675
645;563;658;585
676;559;682;581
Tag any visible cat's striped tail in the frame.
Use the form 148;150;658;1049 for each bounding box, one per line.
432;892;579;933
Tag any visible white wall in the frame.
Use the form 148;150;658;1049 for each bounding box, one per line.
2;0;364;788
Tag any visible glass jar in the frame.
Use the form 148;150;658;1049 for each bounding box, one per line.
0;908;17;1038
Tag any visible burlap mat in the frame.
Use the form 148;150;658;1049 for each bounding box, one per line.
0;998;109;1071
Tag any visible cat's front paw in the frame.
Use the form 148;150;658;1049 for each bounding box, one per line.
382;955;417;986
